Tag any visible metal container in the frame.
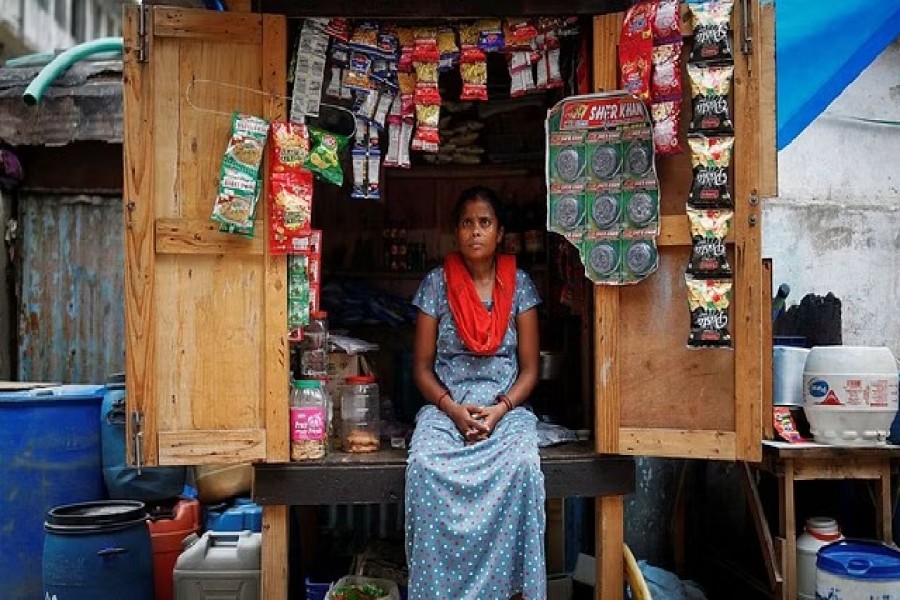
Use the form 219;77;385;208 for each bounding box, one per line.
773;346;810;406
540;351;565;381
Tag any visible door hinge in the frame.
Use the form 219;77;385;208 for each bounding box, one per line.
740;0;754;58
131;410;144;474
137;4;150;63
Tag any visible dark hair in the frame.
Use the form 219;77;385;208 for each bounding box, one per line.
451;186;506;229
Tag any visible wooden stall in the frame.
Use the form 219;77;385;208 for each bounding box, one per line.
123;1;776;598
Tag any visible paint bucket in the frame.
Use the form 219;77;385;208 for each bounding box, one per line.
43;500;154;600
0;385;106;599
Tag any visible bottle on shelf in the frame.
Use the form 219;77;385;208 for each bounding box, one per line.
299;311;328;378
290;379;328;461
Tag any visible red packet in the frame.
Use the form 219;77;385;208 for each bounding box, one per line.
619;2;655;101
774;407;803;443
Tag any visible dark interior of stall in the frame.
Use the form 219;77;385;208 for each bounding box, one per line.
283;16;602;599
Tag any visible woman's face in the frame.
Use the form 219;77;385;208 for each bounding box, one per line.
456;198;503;262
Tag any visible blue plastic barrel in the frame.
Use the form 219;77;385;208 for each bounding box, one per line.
102;375;185;501
0;384;106;600
43;500;154;599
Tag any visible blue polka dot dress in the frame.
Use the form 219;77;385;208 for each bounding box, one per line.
406;267;546;600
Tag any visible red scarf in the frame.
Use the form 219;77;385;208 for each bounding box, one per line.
444;252;517;356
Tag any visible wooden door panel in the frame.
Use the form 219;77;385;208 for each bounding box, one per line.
592;1;765;462
125;6;287;466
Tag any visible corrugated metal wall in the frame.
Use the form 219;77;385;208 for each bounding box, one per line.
18;193;124;383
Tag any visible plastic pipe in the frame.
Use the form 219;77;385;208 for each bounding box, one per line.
22;37;123;106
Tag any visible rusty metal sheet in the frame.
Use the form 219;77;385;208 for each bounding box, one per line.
17;193;124;383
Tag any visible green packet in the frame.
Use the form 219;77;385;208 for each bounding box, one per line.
305;126;349;186
212;170;260;237
223;112;270;179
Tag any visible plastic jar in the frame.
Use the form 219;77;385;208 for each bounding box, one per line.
300;311;329;378
290;379;328;461
797;516;842;600
341;376;380;453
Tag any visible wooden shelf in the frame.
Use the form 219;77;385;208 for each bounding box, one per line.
253;440;635;505
385;163;544;180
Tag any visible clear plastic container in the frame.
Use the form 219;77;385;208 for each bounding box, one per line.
341;375;380;453
290;379;328;461
300;311;329;378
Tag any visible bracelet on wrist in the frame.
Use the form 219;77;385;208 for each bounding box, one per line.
497;394;514;412
436;389;451;411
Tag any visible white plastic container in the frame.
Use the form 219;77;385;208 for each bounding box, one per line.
174;531;261;600
816;540;900;600
803;346;899;445
797;517;843;600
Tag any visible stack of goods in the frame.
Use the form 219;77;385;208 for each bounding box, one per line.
423;104;485;165
618;0;685;157
684;0;736;348
288;231;323;338
545;92;660;285
315;18;578;176
211;113;269;237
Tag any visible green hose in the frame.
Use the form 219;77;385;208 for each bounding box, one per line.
22;37;123;106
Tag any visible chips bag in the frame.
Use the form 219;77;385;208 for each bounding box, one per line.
305;127;349;186
686;276;733;347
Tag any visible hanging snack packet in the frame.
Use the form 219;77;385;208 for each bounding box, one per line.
305;127;349;186
651;42;683;102
688;63;734;134
344;52;375;92
287;254;310;333
475;20;505;53
212;171;258;231
270;121;310;175
686;207;732;278
688;135;734;208
367;150;382;199
651;100;683;156
688;0;734;64
653;0;682;44
348;21;380;55
544;32;564;89
504;19;539;50
397;27;416;71
269;173;314;252
619;1;655;101
686;276;733;347
460;46;488;101
290;20;329;121
223;112;269;178
377;29;401;60
437;27;459;71
384;115;402;167
411;84;441;153
324;18;350;42
398;119;414;168
351;147;368;199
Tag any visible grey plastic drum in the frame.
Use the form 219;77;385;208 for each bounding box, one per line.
625;140;653;176
555;147;583;182
626;192;657;227
626;241;656;275
591;194;620;229
588;243;619;276
554;195;581;230
590;145;620;179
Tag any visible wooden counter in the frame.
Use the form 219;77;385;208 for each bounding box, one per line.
254;441;636;505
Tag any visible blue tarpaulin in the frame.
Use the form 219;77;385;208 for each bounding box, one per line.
776;0;900;149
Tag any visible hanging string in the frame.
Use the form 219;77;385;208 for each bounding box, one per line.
183;78;357;136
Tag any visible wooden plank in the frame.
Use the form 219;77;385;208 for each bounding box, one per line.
592;13;623;457
262;14;290;466
597;496;624;600
658;215;690;246
620;428;736;460
740;462;782;590
791;458;887;481
156;218;265;255
254;447;637;504
877;464;892;543
153;7;262;44
782;461;797;600
731;0;764;463
762;258;773;441
229;0;254;11
758;2;778;198
255;0;631;18
124;4;159;466
261;505;289;600
157;429;266;464
619;247;735;431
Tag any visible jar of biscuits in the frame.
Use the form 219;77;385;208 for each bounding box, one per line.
341;375;380;453
290;378;328;461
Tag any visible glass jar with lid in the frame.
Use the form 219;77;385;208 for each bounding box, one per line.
290;379;328;461
341;375;380;453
